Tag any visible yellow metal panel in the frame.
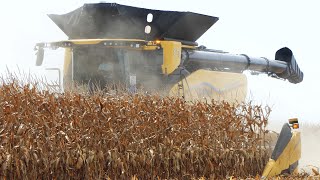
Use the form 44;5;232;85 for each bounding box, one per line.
160;41;182;75
62;39;145;44
262;131;301;178
142;46;158;51
45;39;161;51
169;70;247;103
181;45;196;49
63;48;72;85
72;39;105;45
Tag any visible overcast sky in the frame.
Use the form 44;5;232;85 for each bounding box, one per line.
0;0;319;130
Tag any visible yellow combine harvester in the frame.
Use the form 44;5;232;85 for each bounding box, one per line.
34;3;303;178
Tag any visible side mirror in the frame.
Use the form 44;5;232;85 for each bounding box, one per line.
36;48;44;66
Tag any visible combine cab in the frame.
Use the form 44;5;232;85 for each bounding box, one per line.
35;3;303;178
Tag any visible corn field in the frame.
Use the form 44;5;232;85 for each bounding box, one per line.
0;81;274;179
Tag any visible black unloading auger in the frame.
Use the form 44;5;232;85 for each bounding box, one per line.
187;47;303;84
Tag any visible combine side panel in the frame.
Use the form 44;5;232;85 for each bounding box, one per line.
169;70;247;103
262;123;301;178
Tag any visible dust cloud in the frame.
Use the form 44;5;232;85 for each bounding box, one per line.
299;123;320;170
267;121;320;172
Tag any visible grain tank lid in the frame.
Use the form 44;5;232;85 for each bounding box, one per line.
48;3;219;42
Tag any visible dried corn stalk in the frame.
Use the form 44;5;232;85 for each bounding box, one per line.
0;82;272;179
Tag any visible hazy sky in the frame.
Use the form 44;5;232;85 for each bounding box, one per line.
0;0;319;130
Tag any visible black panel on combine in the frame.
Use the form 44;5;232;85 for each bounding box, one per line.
48;3;218;42
271;123;292;161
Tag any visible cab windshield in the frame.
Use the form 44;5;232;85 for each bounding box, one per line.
72;46;164;90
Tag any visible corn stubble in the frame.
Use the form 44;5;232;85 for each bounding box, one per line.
0;82;272;179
